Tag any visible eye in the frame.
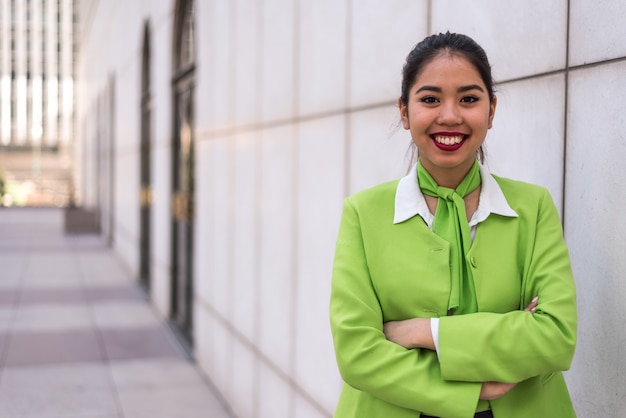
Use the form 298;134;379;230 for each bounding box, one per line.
420;96;439;104
461;96;479;103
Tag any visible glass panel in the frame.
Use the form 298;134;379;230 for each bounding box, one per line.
171;0;196;345
178;0;194;70
140;26;152;288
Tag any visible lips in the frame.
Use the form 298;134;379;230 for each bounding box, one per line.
431;133;467;151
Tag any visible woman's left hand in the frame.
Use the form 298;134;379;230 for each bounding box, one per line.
383;318;435;350
524;296;539;313
384;296;538;350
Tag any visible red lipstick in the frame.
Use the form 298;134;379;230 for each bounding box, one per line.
431;132;467;152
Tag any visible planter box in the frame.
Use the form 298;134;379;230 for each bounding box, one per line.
64;207;100;234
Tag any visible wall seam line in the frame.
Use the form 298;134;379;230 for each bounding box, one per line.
252;1;264;417
288;0;301;416
562;0;571;229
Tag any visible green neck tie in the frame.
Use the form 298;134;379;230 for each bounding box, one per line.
417;160;481;315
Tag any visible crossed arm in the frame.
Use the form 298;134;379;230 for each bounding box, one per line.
330;189;576;416
383;297;539;400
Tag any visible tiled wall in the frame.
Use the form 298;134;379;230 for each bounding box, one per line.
565;58;626;414
76;1;626;417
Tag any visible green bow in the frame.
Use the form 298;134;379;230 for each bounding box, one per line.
417;160;481;315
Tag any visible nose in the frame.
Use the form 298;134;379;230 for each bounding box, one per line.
436;101;462;125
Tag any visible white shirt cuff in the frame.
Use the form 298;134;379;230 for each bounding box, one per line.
430;318;441;358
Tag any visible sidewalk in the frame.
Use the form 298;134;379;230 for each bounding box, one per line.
0;208;234;418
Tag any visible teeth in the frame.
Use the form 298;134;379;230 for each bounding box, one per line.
434;135;464;145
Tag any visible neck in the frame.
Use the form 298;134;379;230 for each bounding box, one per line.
420;160;477;189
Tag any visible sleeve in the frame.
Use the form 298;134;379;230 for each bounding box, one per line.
437;188;577;383
329;198;482;418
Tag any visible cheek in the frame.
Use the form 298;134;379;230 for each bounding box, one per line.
468;109;492;131
407;108;431;130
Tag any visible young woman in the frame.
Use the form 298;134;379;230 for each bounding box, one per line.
329;32;577;418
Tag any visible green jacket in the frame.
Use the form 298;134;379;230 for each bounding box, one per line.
329;173;577;418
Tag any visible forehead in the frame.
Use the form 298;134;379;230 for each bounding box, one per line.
413;53;485;89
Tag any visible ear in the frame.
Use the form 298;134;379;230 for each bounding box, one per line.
398;98;410;129
488;95;497;129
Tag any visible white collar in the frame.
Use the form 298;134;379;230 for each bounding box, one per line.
393;163;518;227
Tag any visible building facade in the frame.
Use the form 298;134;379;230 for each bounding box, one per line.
0;0;75;148
0;0;76;206
76;1;626;417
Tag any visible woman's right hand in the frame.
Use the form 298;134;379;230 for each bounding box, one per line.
479;298;537;400
479;381;516;400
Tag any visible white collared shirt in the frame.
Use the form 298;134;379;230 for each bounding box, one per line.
394;162;518;227
392;163;518;356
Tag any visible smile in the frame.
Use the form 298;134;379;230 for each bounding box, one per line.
433;134;465;145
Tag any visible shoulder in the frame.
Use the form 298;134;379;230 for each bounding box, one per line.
341;180;400;226
491;174;546;195
490;174;556;216
345;179;400;208
492;174;550;201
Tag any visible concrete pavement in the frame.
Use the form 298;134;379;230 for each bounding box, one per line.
0;208;234;418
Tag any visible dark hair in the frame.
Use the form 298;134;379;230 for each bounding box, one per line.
400;32;495;163
400;31;495;106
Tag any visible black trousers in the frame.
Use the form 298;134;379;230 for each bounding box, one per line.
421;410;493;418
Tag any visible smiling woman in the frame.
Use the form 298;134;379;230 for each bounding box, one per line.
329;32;577;418
399;53;496;188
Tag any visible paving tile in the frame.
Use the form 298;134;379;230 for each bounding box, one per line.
0;362;112;389
77;252;134;286
117;385;231;418
0;289;17;305
109;358;209;390
5;329;105;367
23;252;81;281
86;284;147;302
20;274;84;289
0;253;26;287
100;326;185;361
0;308;14;331
0;363;119;417
0;383;120;417
0;276;21;290
92;301;160;329
14;285;147;306
0;332;7;358
18;287;87;304
12;303;95;332
0;208;235;417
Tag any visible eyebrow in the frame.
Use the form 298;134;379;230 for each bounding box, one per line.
415;84;485;94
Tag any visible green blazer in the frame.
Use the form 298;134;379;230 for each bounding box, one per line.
329;174;577;418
